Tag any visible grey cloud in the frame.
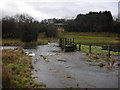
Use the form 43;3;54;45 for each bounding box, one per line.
1;0;119;20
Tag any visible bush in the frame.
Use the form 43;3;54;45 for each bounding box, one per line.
45;24;58;38
21;23;39;42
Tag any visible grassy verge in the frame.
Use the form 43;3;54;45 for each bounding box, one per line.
2;48;46;88
76;45;120;55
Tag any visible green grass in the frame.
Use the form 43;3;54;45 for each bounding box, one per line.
58;32;120;45
76;44;120;55
2;39;21;43
58;32;120;55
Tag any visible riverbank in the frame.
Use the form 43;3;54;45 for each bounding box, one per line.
2;32;120;57
2;48;46;88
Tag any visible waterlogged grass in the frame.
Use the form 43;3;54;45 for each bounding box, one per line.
2;48;46;88
77;45;120;55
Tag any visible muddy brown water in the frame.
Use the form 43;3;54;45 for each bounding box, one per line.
1;44;119;88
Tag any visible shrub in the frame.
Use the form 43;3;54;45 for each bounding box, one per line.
45;24;58;38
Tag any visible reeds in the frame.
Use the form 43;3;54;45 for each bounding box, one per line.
2;48;45;88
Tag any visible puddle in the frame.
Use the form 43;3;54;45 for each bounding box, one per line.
1;46;19;50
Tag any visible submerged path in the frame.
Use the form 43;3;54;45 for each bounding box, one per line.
24;43;118;88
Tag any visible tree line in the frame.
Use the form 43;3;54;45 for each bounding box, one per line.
64;11;120;33
2;11;120;43
2;14;58;42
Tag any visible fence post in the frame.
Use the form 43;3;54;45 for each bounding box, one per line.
68;38;70;45
62;38;64;49
73;38;74;44
74;43;77;50
89;44;91;53
108;45;110;58
65;38;67;45
70;38;72;44
63;38;66;50
59;38;61;47
79;43;81;51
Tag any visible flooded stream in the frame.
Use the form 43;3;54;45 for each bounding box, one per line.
23;43;119;88
1;43;119;88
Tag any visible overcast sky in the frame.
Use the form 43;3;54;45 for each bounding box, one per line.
0;0;119;21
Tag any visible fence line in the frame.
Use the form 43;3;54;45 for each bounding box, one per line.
59;38;119;57
76;43;120;58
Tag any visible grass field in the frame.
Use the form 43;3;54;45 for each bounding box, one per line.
76;45;120;55
2;32;120;45
58;32;120;55
58;32;120;45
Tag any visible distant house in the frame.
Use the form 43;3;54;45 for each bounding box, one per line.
41;19;65;31
54;23;64;32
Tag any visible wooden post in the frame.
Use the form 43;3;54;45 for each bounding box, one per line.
65;38;67;45
61;38;62;47
62;38;64;49
74;44;77;50
70;38;72;44
59;38;62;47
59;38;60;47
89;44;91;53
108;45;110;58
73;38;74;44
68;38;70;45
79;43;81;51
63;38;65;50
73;44;75;50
